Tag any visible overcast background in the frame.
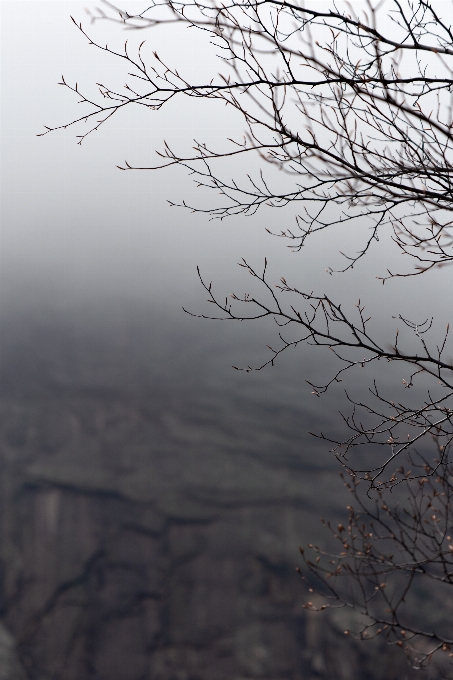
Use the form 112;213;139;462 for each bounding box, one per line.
1;0;451;443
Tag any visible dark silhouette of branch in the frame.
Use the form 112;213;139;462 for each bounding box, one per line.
40;0;453;273
300;443;453;672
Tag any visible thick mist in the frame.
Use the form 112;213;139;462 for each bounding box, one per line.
1;0;450;465
2;1;450;464
1;4;452;678
2;1;446;312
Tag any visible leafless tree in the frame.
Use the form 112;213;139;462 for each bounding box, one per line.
42;0;453;669
300;443;453;673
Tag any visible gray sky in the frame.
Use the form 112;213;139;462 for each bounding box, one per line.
1;0;449;331
1;0;452;481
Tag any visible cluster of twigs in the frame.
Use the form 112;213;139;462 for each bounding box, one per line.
40;0;453;274
188;259;453;488
300;445;453;672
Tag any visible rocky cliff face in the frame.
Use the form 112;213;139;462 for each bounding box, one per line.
0;305;432;679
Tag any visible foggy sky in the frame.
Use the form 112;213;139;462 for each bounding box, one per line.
1;1;450;337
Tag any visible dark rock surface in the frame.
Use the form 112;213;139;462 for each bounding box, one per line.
0;622;27;680
0;304;430;679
